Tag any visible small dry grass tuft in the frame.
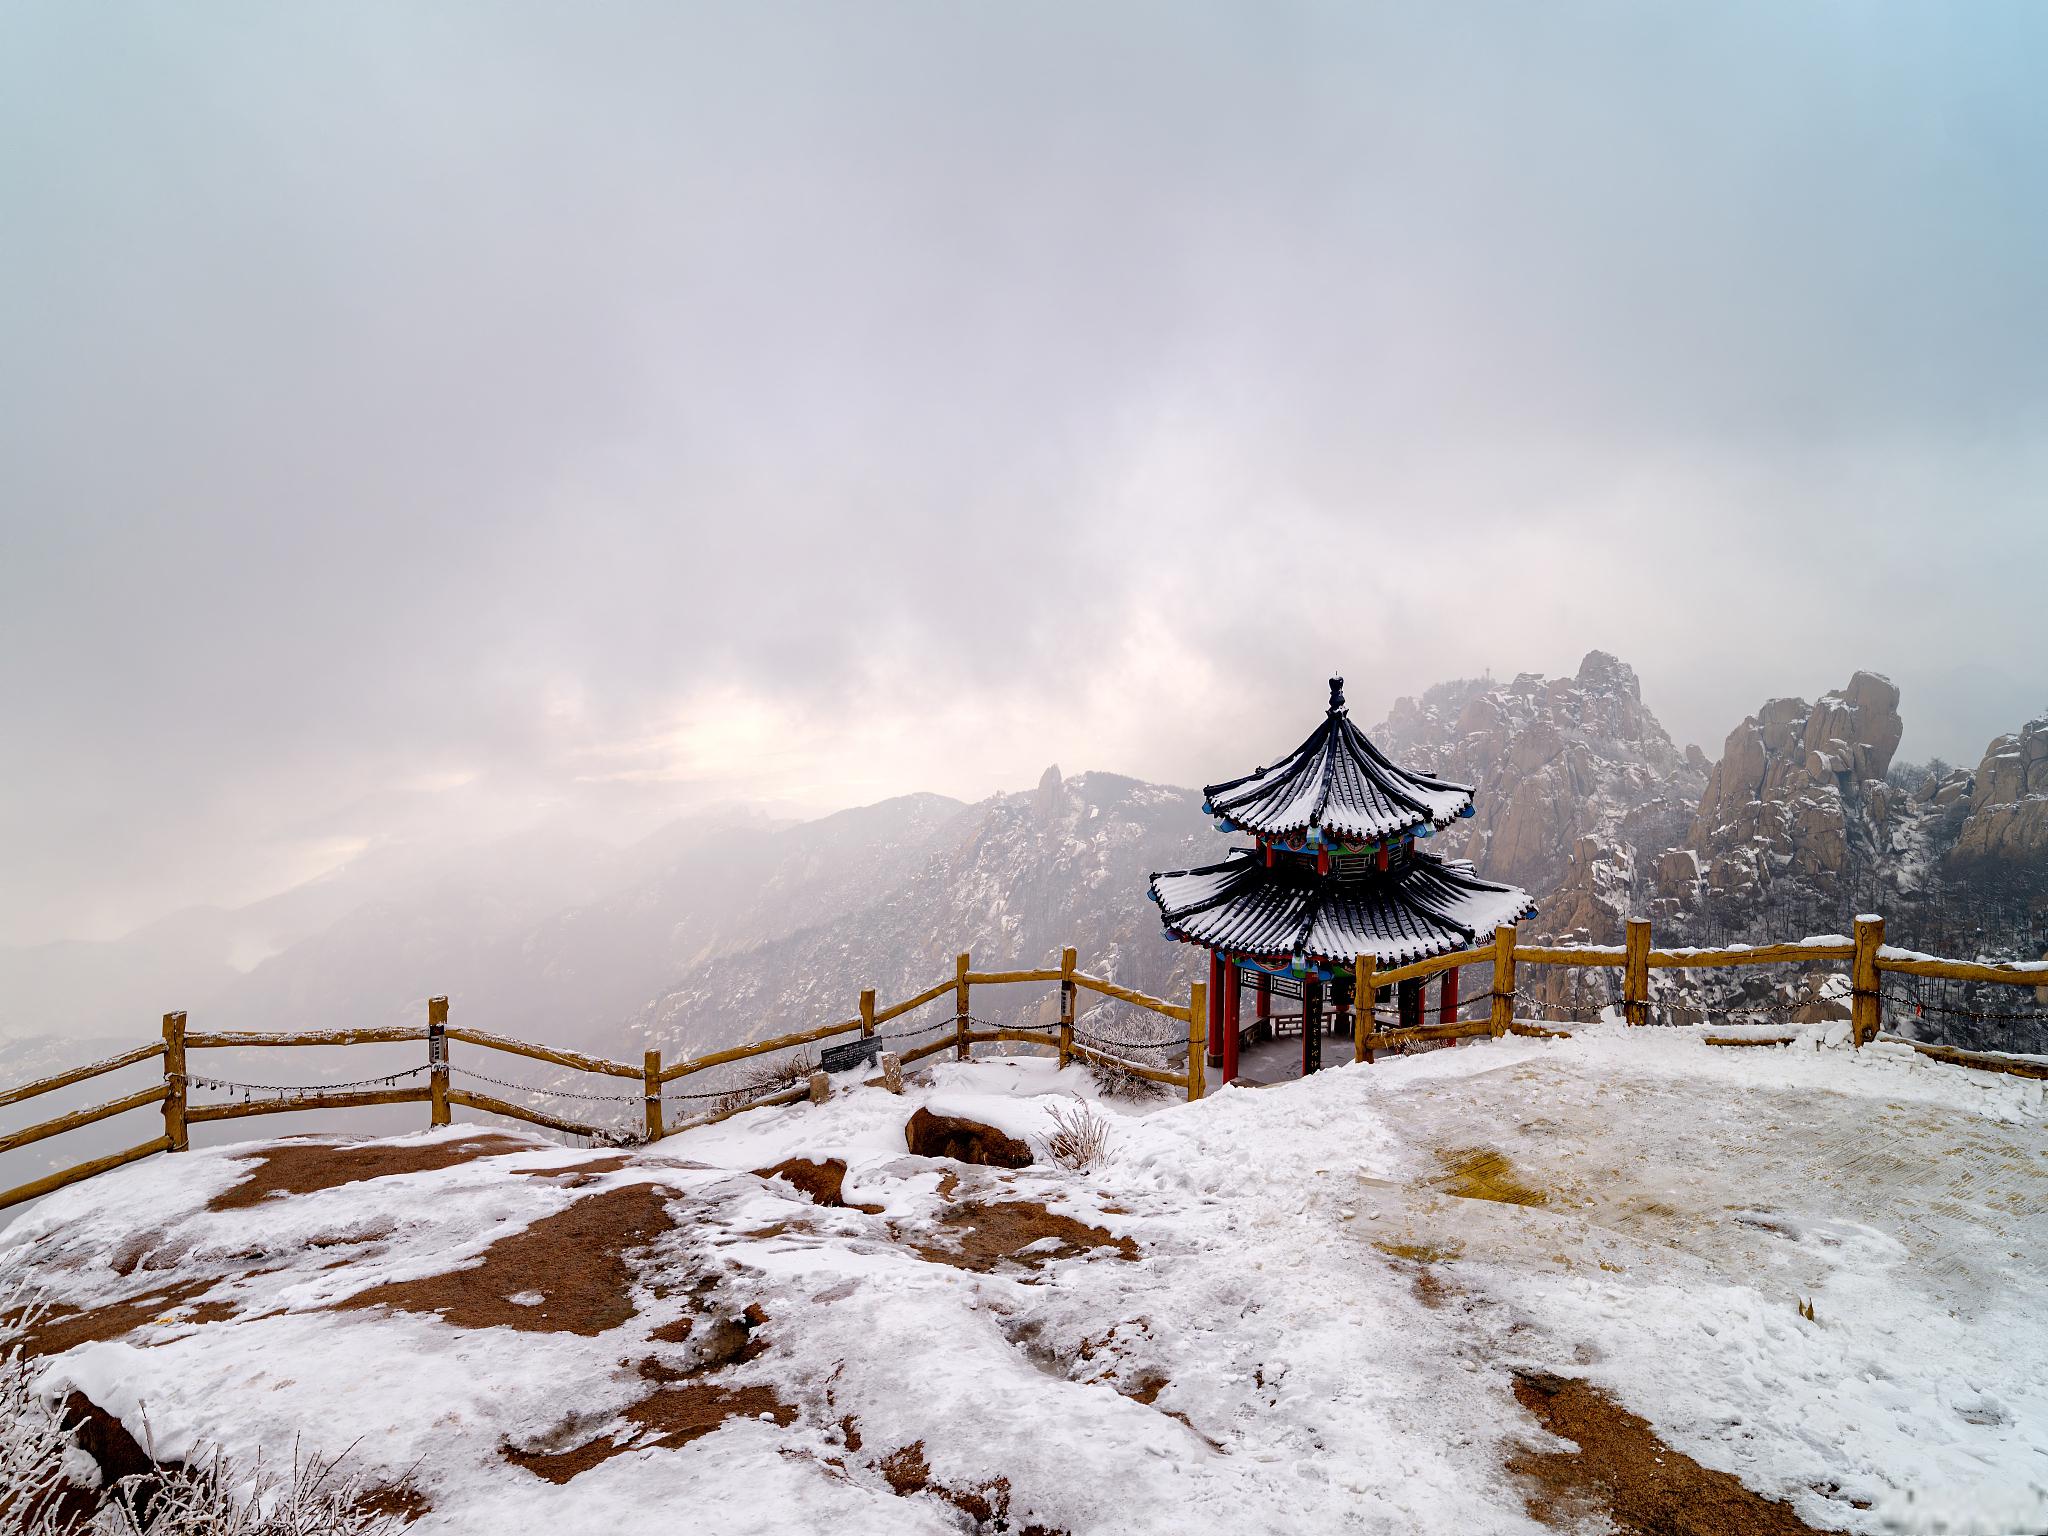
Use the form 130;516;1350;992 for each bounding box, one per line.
1042;1101;1113;1173
1084;1055;1167;1101
715;1052;818;1115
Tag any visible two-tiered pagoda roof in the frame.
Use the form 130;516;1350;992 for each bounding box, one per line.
1201;684;1475;847
1150;678;1534;972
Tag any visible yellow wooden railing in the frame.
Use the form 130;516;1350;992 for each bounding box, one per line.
0;946;1204;1211
6;915;2043;1212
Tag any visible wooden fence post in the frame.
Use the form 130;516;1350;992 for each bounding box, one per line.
1490;926;1517;1037
1187;977;1207;1101
644;1049;663;1141
1852;914;1884;1048
1623;918;1651;1027
162;1011;188;1152
860;988;876;1039
1353;955;1377;1063
954;952;971;1062
428;996;450;1127
1058;947;1076;1069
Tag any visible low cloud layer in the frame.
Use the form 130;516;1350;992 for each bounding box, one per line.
3;4;2044;943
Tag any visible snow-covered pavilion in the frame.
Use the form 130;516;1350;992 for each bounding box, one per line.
1149;677;1534;1081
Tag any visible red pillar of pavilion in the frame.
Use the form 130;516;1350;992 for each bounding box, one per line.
1255;973;1271;1040
1206;950;1225;1066
1440;967;1460;1025
1221;960;1241;1082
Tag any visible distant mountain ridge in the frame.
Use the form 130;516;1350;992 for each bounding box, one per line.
3;657;2041;1073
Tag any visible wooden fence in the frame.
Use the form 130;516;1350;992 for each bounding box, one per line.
6;916;2043;1213
0;947;1204;1212
1344;915;2048;1078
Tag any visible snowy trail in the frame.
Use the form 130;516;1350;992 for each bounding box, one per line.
7;1025;2044;1534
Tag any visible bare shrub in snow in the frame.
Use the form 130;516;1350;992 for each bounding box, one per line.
714;1050;818;1115
0;1284;81;1536
1042;1101;1113;1172
1084;1053;1167;1102
85;1443;406;1536
1;1265;404;1536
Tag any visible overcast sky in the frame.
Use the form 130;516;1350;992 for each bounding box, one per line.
3;3;2045;946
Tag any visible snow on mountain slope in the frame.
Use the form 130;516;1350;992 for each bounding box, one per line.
637;770;1217;1062
10;1029;2044;1534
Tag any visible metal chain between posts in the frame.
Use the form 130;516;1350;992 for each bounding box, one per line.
446;1063;647;1103
1883;976;2048;1026
181;1065;428;1098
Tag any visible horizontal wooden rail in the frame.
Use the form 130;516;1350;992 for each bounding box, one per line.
445;1087;608;1139
1705;1033;1798;1048
661;1017;862;1081
1068;1039;1189;1087
189;1086;430;1125
0;1041;165;1108
894;1035;958;1068
187;1026;428;1049
1506;1021;1572;1040
0;1083;169;1156
1645;942;1855;969
1512;944;1627;967
1375;946;1492;989
962;1028;1062;1050
446;1027;641;1080
1358;1019;1494;1048
669;1082;811;1135
965;968;1063;986
0;1134;173;1212
1874;953;2048;986
1072;974;1191;1020
872;979;956;1027
1874;1034;2048;1080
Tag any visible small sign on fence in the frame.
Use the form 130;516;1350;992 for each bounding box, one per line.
820;1036;883;1075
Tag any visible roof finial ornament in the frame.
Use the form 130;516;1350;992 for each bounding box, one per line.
1328;676;1346;714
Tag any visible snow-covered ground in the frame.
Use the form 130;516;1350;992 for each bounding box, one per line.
9;1024;2045;1534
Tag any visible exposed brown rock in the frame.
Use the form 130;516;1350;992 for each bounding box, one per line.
908;1200;1136;1273
504;1384;796;1482
905;1108;1033;1168
11;1279;214;1358
753;1156;883;1213
209;1133;528;1211
352;1483;433;1524
336;1182;674;1335
1510;1371;1825;1535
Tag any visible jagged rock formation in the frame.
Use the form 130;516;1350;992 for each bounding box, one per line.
1373;651;1706;937
1951;718;2048;868
1678;672;1905;913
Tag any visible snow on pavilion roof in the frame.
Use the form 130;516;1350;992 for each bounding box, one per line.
1204;677;1474;845
1148;850;1535;968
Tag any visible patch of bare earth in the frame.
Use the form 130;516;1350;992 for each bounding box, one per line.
9;1279;217;1358
336;1182;675;1335
352;1483;432;1524
1509;1372;1827;1535
208;1133;529;1211
908;1201;1137;1273
517;1153;636;1183
753;1156;884;1213
503;1384;797;1483
877;1441;1069;1535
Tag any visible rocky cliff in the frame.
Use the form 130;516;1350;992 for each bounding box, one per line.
1950;717;2048;869
1373;651;1707;932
